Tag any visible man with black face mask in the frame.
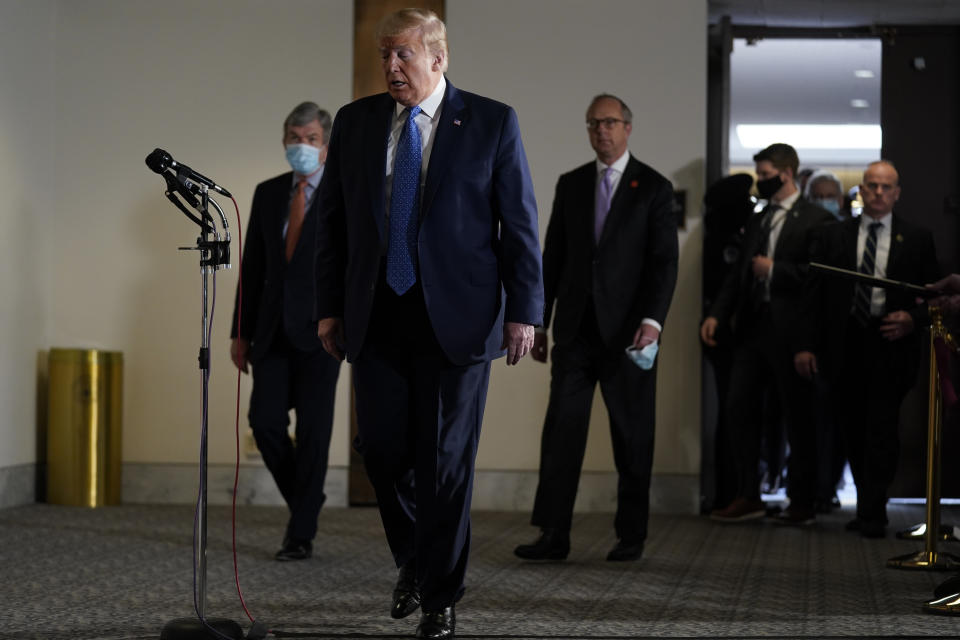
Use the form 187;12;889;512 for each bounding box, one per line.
700;143;834;525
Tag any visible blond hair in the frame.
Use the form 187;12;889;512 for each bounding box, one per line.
376;8;449;72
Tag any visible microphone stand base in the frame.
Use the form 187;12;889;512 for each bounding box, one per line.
160;617;244;640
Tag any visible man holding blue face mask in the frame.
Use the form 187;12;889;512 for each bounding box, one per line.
230;102;341;561
514;94;678;563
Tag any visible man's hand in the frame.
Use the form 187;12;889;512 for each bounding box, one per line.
751;255;773;280
317;317;345;361
879;310;914;341
502;322;535;365
531;331;548;363
230;338;250;374
633;324;660;348
926;274;960;314
794;351;818;380
700;316;719;347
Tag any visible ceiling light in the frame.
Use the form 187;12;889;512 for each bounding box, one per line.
854;69;875;78
736;124;882;150
850;99;870;108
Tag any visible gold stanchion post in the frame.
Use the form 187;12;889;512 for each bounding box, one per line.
888;306;960;571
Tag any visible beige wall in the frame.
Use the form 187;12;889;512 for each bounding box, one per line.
0;0;706;485
45;0;354;467
447;0;707;474
0;0;56;468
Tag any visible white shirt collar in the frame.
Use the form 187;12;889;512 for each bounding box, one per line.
773;189;800;211
394;75;446;120
596;149;630;175
861;211;892;230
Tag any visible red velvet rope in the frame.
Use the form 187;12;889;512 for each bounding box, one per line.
933;335;958;409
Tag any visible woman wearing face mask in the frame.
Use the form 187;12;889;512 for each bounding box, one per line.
804;170;847;220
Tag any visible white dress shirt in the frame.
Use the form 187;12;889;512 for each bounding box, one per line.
857;212;893;316
595;148;661;336
385;76;446;213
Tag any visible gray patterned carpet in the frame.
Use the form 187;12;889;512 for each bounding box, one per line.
2;502;960;639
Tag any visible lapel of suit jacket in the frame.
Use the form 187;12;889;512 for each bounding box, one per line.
271;173;293;256
886;214;905;277
597;156;639;247
841;217;859;270
366;94;395;246
771;198;804;254
421;78;466;221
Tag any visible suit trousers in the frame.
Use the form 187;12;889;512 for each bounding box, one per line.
724;308;818;506
249;331;341;542
837;320;910;525
531;304;656;543
353;275;491;611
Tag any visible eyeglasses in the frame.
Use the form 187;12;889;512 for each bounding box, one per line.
586;118;627;130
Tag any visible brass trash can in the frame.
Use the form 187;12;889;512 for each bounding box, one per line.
46;348;123;506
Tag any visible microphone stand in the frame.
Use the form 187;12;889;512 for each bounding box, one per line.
159;183;243;640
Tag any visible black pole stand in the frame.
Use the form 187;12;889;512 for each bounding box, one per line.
158;184;243;640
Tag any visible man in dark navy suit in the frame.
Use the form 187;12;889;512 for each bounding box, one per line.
513;94;678;564
314;9;543;639
795;160;940;538
231;102;341;562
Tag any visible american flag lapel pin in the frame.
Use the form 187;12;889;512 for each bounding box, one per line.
453;119;462;126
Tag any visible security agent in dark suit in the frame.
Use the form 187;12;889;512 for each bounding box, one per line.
795;160;940;538
314;10;543;639
514;94;678;563
701;143;834;526
230;102;341;561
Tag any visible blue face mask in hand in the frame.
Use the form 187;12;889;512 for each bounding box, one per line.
285;143;322;176
626;341;659;370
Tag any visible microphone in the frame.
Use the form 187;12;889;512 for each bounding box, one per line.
145;148;232;197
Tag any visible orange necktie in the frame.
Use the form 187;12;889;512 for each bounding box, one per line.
285;178;308;261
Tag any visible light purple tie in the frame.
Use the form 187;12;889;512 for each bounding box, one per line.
594;167;614;243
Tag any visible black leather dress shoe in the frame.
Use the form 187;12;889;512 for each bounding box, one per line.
415;606;455;639
606;539;644;561
275;538;312;561
391;563;421;619
514;528;570;560
934;574;960;600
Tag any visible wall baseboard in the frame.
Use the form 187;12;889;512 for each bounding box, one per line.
471;469;699;515
0;464;37;508
2;463;698;515
121;464;698;514
121;463;349;507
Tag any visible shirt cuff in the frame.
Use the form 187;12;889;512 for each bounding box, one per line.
641;318;662;333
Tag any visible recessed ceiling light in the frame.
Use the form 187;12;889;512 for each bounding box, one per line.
736;124;881;149
854;69;875;78
851;99;870;108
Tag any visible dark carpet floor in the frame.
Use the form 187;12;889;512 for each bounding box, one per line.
2;502;960;639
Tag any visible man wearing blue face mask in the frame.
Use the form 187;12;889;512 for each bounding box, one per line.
230;102;341;561
805;170;847;220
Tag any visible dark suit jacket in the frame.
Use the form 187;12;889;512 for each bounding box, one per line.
232;172;324;363
805;214;940;387
710;197;834;352
315;79;544;366
542;156;678;348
